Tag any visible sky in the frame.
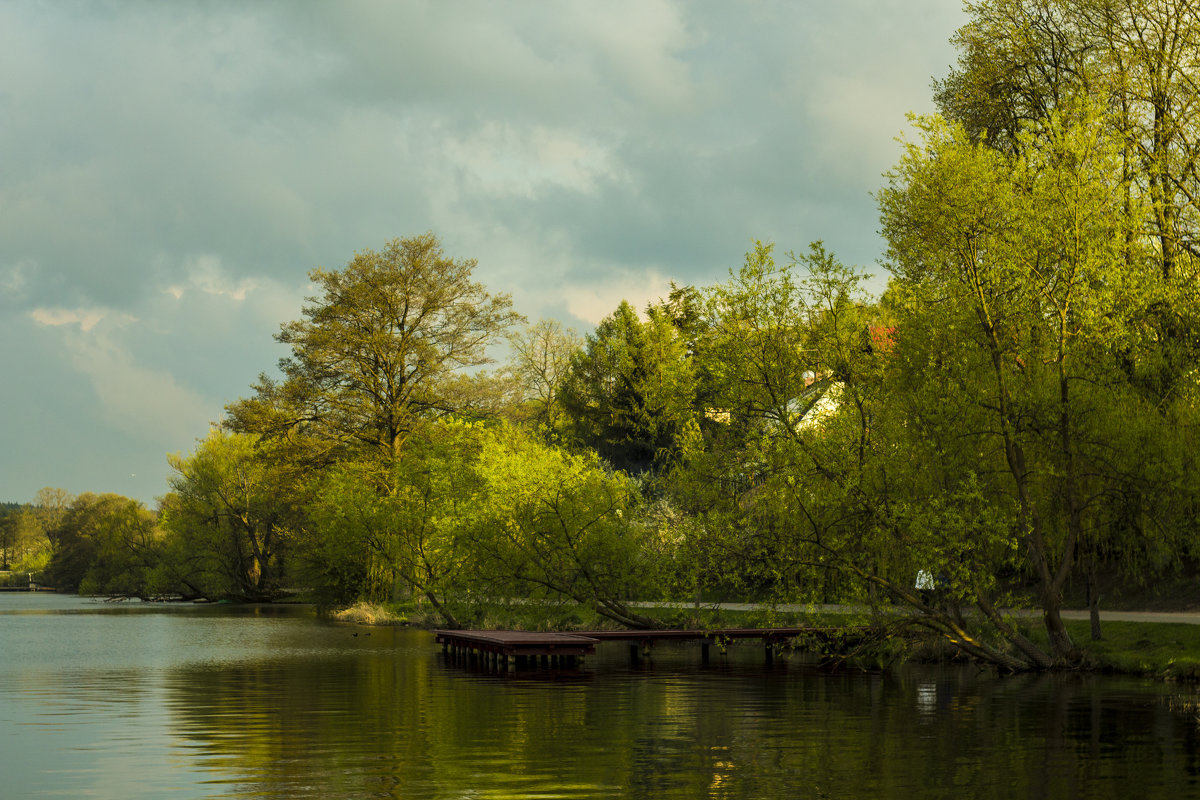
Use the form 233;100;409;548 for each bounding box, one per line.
0;0;967;506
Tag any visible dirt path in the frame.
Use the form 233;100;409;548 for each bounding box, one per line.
633;601;1200;625
1060;609;1200;625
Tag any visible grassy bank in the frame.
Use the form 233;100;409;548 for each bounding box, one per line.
1065;620;1200;680
341;598;1200;680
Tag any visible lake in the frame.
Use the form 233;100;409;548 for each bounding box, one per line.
2;594;1200;798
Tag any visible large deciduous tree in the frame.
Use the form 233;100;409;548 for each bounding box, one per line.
667;241;884;613
0;507;52;575
305;420;488;622
469;422;660;629
226;232;523;470
937;0;1200;348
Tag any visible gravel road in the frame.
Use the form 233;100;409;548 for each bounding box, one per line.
633;601;1200;625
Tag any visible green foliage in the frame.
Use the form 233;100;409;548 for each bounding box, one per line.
161;430;297;601
660;240;883;607
43;493;162;596
873;103;1191;664
0;507;47;572
306;420;488;619
560;300;698;474
468;421;659;627
302;418;659;628
505;319;582;434
226;232;523;465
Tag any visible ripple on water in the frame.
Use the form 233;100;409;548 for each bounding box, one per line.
4;596;1200;799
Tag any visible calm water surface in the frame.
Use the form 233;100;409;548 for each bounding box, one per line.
3;594;1200;798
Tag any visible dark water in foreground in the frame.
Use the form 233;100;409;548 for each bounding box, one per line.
2;595;1200;799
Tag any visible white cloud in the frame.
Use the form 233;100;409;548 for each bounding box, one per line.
553;0;699;110
801;72;942;189
51;319;214;444
443;123;626;199
31;307;114;332
563;268;674;325
73;336;216;443
150;253;304;330
184;255;259;301
29;301;216;444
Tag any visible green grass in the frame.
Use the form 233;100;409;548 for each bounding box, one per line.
1069;620;1200;680
365;599;867;632
347;597;1200;680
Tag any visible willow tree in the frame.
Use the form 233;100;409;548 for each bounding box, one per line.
468;421;659;629
43;493;162;597
304;420;490;622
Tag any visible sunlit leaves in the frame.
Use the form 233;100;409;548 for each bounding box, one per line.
227;232;523;465
161;430;296;602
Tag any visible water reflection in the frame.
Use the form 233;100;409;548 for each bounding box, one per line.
3;594;1200;798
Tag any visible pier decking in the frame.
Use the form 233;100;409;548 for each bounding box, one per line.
436;626;855;670
436;629;599;669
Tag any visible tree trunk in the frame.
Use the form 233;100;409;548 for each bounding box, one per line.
592;599;658;629
1042;601;1075;661
1088;556;1102;641
424;590;460;629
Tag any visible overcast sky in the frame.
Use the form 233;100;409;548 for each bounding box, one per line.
1;0;966;505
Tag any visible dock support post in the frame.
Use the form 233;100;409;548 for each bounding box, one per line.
701;642;710;665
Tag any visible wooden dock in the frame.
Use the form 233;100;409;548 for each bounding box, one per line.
436;627;852;670
436;630;599;670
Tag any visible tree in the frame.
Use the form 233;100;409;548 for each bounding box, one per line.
43;493;162;597
505;319;582;433
304;418;660;629
669;241;884;610
33;487;73;533
468;422;660;628
560;300;697;474
876;106;1166;664
226;232;524;471
936;0;1200;317
305;420;489;622
0;510;28;570
161;430;299;602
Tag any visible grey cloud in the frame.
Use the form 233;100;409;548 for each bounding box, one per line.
0;0;966;502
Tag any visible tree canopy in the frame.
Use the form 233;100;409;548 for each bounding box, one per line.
226;232;523;467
